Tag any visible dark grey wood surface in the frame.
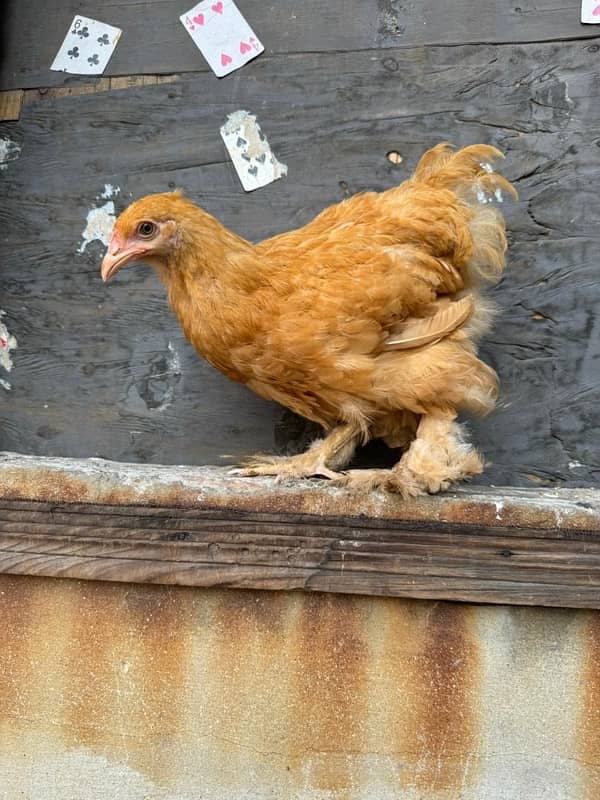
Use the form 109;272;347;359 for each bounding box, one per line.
0;0;596;91
1;20;600;486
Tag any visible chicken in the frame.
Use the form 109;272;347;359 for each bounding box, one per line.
100;143;516;495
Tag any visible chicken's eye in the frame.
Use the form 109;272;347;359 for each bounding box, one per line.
137;221;157;239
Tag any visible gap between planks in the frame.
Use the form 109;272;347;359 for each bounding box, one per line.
0;74;180;121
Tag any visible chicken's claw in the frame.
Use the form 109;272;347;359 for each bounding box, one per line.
331;468;424;497
229;454;343;482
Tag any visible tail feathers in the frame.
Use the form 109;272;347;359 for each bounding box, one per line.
413;143;517;200
412;143;517;287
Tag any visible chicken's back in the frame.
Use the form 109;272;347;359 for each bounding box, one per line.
231;144;515;430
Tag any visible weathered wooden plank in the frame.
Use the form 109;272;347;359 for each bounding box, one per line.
0;456;599;607
1;527;599;586
1;40;599;485
17;75;180;119
1;0;597;91
0;90;23;120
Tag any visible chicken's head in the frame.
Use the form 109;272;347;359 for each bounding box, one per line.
100;191;194;282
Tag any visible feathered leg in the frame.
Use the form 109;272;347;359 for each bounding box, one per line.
388;412;484;495
337;412;483;496
231;423;361;480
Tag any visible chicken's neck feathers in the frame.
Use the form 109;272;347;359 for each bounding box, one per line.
159;207;268;376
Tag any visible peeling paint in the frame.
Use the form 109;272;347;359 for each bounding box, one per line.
100;184;120;200
78;201;116;254
0;310;17;391
0;136;21;171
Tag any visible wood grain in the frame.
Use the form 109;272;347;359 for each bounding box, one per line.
1;39;599;486
1;0;596;91
0;496;599;608
0;454;598;608
0;90;23;121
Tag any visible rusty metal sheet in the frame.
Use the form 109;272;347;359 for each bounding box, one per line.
0;573;598;799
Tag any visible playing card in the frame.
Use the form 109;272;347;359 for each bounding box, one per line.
221;111;287;192
581;0;600;22
180;0;264;77
51;16;122;75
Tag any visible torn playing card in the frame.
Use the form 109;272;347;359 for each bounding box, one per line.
51;16;122;75
581;0;600;23
180;0;264;77
220;111;287;192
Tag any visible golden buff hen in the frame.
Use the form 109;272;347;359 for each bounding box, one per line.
101;143;516;495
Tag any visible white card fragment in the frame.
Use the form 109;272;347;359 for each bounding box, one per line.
78;201;116;253
180;0;264;77
582;0;600;22
51;16;122;75
221;111;287;192
0;311;17;392
78;186;121;253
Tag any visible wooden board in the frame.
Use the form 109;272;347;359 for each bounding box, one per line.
4;498;600;608
1;39;600;486
1;455;600;609
1;0;597;91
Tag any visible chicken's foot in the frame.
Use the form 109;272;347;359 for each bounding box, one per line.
231;423;361;481
336;413;484;496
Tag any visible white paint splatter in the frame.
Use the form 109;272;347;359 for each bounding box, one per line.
78;200;116;254
564;79;573;108
480;161;494;173
495;500;504;521
568;460;583;470
476;185;491;204
148;342;183;413
494;187;504;203
0;310;17;392
167;341;182;375
0;136;21;171
100;183;120;199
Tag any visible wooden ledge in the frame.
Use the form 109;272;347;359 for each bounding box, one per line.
1;452;599;609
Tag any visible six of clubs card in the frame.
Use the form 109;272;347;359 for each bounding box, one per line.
180;0;264;77
51;16;122;75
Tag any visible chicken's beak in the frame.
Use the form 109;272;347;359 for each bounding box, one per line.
101;234;146;283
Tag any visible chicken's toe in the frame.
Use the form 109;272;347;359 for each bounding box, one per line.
229;454;342;481
331;469;391;492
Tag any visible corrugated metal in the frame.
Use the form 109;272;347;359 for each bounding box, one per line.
0;573;598;799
